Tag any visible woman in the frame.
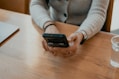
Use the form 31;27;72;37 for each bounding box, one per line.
30;0;109;57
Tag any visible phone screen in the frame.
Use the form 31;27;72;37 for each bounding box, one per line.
42;33;69;47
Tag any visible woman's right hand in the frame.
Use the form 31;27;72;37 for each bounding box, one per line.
42;24;60;53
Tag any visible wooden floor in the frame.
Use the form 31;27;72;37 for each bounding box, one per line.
111;0;119;34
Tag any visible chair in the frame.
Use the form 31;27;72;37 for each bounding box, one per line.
101;0;114;32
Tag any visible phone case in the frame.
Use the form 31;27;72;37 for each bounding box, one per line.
42;33;69;47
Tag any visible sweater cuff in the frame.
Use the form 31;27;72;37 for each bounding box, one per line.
79;30;88;44
34;15;52;29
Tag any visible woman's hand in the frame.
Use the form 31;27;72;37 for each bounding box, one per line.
42;21;84;57
42;24;61;53
66;32;84;55
42;31;84;57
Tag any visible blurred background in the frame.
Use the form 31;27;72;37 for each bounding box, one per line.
111;0;119;34
0;0;30;14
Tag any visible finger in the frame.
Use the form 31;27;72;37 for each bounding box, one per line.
52;47;68;56
42;40;49;51
68;33;80;53
71;33;81;45
48;47;58;56
62;51;74;57
68;33;77;42
68;33;79;47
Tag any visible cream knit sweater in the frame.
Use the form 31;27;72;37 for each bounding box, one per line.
30;0;109;38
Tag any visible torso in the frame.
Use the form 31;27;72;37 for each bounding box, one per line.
49;0;92;25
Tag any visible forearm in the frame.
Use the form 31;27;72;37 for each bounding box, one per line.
30;0;52;29
78;0;110;39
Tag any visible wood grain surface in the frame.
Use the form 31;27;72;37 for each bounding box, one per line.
0;9;119;79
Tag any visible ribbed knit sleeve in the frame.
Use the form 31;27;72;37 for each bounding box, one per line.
78;0;110;39
30;0;110;39
30;0;52;29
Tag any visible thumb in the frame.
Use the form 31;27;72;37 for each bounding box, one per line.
68;33;77;42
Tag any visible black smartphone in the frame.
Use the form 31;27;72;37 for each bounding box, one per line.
42;33;69;47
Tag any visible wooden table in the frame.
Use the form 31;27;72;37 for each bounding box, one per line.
0;9;119;79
